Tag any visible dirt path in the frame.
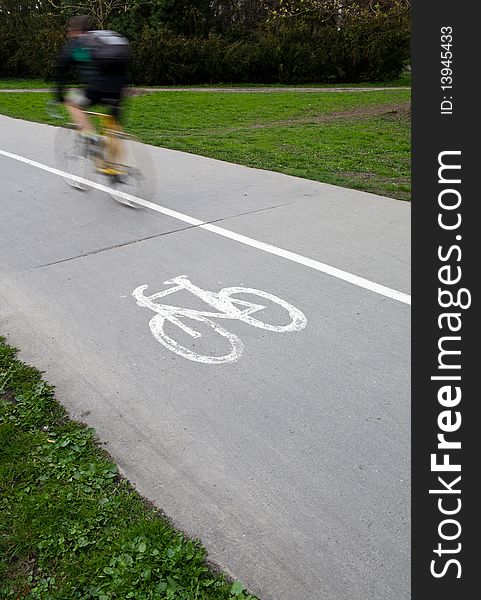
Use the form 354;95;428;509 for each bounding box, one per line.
163;101;411;138
0;86;410;94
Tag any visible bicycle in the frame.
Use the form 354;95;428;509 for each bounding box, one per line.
48;101;153;206
133;275;307;364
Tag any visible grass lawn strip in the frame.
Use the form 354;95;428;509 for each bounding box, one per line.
0;88;411;201
0;73;410;90
0;336;257;600
0;79;53;89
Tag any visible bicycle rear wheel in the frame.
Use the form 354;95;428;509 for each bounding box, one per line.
149;313;244;364
54;125;92;190
100;131;156;207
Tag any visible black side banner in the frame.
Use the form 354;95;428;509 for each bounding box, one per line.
412;2;479;598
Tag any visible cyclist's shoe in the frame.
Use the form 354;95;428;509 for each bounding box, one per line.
113;173;129;185
96;164;127;176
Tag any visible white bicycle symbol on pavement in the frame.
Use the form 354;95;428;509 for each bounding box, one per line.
132;275;307;364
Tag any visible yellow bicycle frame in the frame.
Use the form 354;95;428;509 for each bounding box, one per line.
86;111;126;176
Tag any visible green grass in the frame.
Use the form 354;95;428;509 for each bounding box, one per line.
0;79;52;89
0;337;257;600
0;71;410;90
0;88;411;200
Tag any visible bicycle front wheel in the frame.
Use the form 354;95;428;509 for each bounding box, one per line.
54;125;92;190
219;287;307;333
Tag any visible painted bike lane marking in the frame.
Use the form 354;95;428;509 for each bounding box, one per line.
0;148;411;305
133;275;307;364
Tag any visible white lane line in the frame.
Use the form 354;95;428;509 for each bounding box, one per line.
0;149;203;226
0;148;411;305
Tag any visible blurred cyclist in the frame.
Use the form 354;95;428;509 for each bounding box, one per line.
54;15;130;143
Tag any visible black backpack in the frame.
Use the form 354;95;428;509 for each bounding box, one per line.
88;30;130;75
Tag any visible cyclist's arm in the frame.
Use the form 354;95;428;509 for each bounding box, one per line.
54;41;75;103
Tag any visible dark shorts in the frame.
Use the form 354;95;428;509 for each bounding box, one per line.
68;87;123;120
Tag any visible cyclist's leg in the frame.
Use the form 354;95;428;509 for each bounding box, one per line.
101;91;125;172
102;90;123;131
65;88;96;134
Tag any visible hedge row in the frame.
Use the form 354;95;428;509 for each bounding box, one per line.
0;16;409;84
128;24;409;85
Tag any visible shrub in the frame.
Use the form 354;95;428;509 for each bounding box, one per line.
0;4;410;84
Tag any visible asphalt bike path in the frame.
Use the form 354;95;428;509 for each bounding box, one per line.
0;115;410;600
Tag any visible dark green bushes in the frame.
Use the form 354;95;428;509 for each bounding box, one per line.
0;1;410;84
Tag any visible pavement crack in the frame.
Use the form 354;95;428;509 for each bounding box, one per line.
210;200;295;224
31;224;198;270
31;201;294;270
